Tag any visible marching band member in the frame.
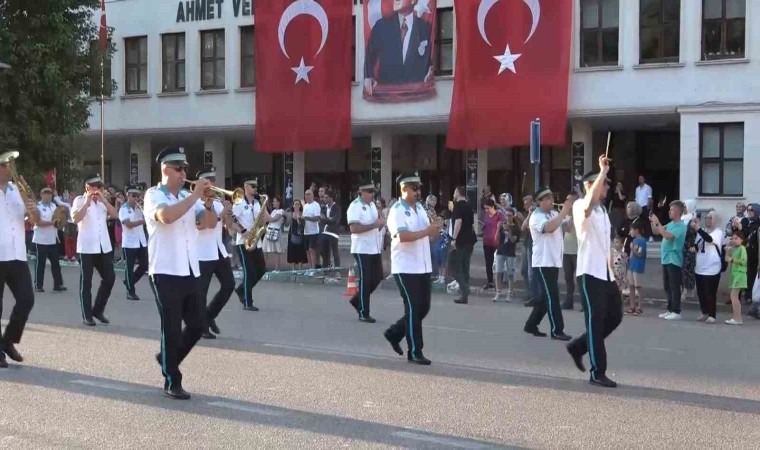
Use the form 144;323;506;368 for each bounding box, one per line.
194;166;235;339
232;180;269;311
144;146;210;400
0;151;37;368
566;157;623;388
71;173;117;326
32;187;66;293
523;186;573;340
383;173;441;365
120;185;148;301
345;181;385;323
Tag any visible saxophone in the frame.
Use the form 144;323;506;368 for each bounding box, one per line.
244;194;268;251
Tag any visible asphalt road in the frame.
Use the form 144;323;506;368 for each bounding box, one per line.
2;266;760;449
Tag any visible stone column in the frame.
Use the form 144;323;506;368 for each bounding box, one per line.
293;151;305;200
203;136;226;184
129;137;152;186
371;130;393;202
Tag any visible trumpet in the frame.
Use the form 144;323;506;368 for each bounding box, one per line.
185;180;244;204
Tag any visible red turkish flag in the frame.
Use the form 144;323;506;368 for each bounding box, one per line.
254;0;352;153
45;168;57;191
99;0;108;50
447;0;573;149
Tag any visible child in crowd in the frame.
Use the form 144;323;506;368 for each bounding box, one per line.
493;210;520;302
626;221;647;315
726;230;747;325
612;236;629;295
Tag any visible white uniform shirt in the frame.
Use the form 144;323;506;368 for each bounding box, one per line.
346;197;382;255
303;201;321;235
71;195;112;254
195;200;229;261
0;183;27;262
118;203;147;249
635;184;652;208
232;199;263;249
387;200;432;274
573;201;614;281
143;185;200;277
32;202;58;245
529;209;564;268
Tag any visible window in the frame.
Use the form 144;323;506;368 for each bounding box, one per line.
435;8;454;76
125;36;148;94
702;0;745;60
699;123;744;196
580;0;619;66
201;29;225;90
89;40;112;97
639;0;680;63
162;33;186;92
240;26;255;87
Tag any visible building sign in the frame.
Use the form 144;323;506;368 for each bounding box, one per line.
130;153;138;184
203;151;213;166
465;150;477;212
176;0;253;23
283;152;293;209
370;146;381;196
572;142;584;196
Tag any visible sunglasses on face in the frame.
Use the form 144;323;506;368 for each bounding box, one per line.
406;184;420;192
167;165;187;173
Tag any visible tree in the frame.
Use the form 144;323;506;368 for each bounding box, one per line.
0;0;115;192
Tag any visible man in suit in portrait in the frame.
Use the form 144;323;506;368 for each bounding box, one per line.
364;0;434;96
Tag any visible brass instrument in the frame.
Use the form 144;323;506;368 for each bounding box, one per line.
185;180;244;204
244;194;268;251
6;152;40;222
52;204;68;230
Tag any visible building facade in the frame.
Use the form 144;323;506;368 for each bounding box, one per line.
82;0;758;222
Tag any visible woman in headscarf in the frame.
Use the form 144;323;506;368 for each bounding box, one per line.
681;199;698;300
742;203;759;311
724;202;748;246
693;210;723;323
618;202;643;257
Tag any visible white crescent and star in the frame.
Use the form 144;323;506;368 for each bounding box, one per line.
278;0;329;85
477;0;541;75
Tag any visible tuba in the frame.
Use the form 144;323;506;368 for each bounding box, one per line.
244;194;268;251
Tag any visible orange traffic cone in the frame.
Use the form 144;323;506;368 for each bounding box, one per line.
344;267;358;297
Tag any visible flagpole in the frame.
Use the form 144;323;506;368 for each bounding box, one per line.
100;55;105;183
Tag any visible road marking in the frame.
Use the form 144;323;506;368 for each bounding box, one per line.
208;401;286;417
392;431;490;449
70;380;147;392
262;343;392;361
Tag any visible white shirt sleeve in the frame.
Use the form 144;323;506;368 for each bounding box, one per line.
387;205;405;237
346;202;361;225
70;196;85;219
143;189;166;222
530;211;550;236
118;206;130;223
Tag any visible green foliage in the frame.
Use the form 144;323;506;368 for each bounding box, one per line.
0;0;115;191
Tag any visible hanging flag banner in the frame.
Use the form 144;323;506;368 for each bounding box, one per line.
255;0;353;152
572;142;584;195
363;0;437;103
284;152;294;209
447;0;572;149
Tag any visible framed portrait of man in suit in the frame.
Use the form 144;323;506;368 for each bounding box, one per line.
363;0;437;103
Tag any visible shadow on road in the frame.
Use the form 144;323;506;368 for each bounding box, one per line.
0;365;516;450
18;319;760;419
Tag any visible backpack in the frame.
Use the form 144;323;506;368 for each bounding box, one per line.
712;242;728;273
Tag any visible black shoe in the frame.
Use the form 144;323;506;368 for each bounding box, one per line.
35;288;44;293
453;297;469;304
358;316;376;323
0;354;7;369
4;343;23;362
551;333;572;341
163;385;191;400
53;286;67;292
243;305;259;311
590;374;617;388
383;330;403;356
83;319;96;327
524;328;547;337
126;291;140;301
566;344;586;372
407;352;432;365
94;313;110;324
208;319;221;334
201;330;216;339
